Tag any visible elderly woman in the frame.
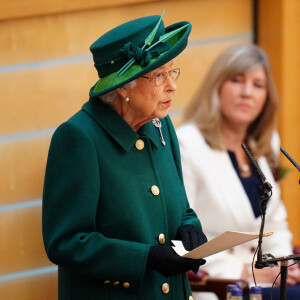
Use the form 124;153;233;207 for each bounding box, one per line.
176;44;300;299
42;13;207;300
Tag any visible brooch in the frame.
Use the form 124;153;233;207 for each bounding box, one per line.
152;118;166;146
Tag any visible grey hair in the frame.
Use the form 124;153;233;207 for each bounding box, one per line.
99;80;137;104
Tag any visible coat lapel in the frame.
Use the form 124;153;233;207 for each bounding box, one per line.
217;151;259;231
82;98;160;151
198;133;258;231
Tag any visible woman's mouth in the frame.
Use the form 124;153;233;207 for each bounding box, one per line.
237;102;251;110
162;100;172;107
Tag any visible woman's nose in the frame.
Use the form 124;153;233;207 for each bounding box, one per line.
165;75;177;92
242;82;252;96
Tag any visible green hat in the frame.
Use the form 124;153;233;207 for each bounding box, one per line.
89;11;191;97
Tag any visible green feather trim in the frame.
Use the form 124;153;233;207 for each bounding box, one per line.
117;10;165;77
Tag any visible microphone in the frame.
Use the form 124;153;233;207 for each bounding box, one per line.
280;147;300;172
241;143;273;269
241;143;272;192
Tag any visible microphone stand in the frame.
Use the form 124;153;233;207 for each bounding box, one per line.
259;253;300;300
241;144;300;300
254;184;271;269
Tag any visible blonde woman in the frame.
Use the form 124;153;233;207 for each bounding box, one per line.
177;44;300;299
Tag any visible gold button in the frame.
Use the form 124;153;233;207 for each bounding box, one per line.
123;282;130;288
104;280;110;284
151;185;160;196
162;283;170;294
113;281;120;286
189;296;194;300
135;139;144;150
158;233;165;245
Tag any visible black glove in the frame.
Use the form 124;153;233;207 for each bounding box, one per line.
176;224;208;251
147;245;206;277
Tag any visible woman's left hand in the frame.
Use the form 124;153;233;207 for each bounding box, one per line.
252;261;300;286
286;263;300;286
176;224;207;251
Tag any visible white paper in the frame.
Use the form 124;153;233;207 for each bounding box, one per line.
172;231;273;259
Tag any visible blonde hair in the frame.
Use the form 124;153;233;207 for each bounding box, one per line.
183;43;278;159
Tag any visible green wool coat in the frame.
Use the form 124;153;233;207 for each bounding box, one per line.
42;97;202;300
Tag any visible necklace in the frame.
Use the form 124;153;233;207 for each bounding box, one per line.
239;164;250;173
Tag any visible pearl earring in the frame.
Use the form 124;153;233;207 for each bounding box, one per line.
125;96;130;102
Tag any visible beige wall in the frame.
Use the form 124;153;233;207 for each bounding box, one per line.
4;0;293;298
257;0;300;246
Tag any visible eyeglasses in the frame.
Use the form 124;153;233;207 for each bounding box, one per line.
141;68;180;87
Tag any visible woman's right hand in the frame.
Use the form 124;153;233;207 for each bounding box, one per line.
147;245;206;277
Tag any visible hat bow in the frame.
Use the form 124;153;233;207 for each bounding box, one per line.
121;42;152;67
